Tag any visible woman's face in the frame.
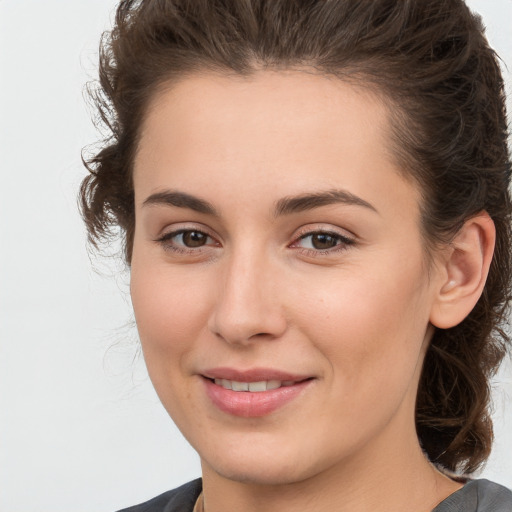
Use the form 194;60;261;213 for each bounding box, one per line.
130;71;445;485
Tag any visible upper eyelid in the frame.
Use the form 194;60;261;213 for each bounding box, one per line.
154;223;356;245
292;224;356;241
156;223;217;240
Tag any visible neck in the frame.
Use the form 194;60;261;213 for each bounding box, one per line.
200;415;462;512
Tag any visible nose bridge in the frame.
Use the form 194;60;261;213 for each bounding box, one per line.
209;243;286;344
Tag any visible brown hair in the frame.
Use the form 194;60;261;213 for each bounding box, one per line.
80;0;512;474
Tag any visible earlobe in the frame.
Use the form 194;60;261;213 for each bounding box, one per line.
430;212;496;329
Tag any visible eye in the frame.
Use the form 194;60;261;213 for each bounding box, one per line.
300;232;342;250
291;229;355;254
175;230;209;248
156;228;218;253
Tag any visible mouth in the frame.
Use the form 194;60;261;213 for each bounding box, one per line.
206;377;307;392
200;368;314;417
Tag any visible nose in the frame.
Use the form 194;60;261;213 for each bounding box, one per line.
208;250;287;346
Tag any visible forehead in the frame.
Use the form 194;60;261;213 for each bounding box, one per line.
139;69;390;152
134;70;420;220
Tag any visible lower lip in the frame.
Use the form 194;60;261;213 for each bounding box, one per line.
203;378;312;417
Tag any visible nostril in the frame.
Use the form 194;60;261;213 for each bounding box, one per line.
207;298;288;345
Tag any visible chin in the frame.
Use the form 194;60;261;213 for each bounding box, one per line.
207;458;311;486
200;439;336;487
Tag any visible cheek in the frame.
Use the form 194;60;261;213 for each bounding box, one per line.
130;262;213;356
290;259;431;392
129;262;216;423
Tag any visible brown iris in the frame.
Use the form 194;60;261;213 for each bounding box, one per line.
182;231;208;247
310;233;339;250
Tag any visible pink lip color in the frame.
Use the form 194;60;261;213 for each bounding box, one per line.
201;368;313;418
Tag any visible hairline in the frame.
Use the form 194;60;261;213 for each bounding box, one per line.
130;64;441;272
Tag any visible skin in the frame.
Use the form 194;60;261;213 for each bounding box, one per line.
130;70;482;512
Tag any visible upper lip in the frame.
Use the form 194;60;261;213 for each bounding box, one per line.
201;367;312;382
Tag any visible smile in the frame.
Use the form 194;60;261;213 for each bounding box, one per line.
213;379;296;392
201;369;314;417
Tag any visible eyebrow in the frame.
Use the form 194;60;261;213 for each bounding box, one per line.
142;188;378;217
142;190;218;216
274;189;378;216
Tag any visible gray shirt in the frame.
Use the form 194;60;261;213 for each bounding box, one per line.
117;478;512;511
433;479;512;512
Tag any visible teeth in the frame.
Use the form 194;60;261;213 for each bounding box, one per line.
213;378;293;392
266;380;281;390
248;381;266;392
215;378;232;390
231;381;249;391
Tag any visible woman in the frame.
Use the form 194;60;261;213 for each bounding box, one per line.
80;0;512;510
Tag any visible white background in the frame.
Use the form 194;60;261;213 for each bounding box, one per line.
0;1;511;511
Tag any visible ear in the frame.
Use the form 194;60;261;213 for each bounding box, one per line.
429;212;495;329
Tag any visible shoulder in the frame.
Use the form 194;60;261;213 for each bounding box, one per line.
115;479;202;512
471;480;512;512
433;479;512;512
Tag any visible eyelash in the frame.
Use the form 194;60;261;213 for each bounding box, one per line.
155;228;218;254
155;227;355;257
290;229;355;257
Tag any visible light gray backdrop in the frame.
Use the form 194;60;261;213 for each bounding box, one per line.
0;1;511;511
